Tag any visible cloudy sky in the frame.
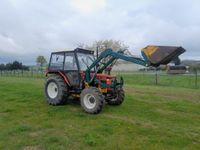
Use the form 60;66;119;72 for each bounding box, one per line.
0;0;200;64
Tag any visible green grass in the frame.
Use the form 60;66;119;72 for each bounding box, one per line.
0;77;199;150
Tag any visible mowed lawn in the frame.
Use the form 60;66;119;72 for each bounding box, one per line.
0;77;199;150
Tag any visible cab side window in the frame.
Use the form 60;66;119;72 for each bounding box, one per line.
64;53;78;70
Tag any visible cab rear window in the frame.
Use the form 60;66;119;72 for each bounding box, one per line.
49;53;64;70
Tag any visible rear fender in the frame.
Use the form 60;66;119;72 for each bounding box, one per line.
46;70;71;86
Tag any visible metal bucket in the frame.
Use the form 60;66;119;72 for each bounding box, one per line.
142;46;186;67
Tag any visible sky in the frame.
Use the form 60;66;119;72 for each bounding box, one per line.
0;0;200;65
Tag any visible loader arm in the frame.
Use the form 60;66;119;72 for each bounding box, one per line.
97;50;149;73
85;48;149;83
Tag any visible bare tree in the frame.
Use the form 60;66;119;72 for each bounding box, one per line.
86;40;129;53
80;40;130;74
77;42;85;48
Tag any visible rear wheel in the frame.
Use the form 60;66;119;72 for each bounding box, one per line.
80;87;104;114
107;87;125;105
45;75;69;105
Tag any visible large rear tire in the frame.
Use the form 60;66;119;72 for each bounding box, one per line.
80;87;104;114
107;87;125;105
45;75;69;105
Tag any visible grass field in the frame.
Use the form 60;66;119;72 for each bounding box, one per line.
0;76;200;150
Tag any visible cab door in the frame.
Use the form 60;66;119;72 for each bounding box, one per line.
64;52;80;88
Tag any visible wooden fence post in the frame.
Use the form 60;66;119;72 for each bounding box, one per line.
155;68;158;85
195;69;198;88
31;68;33;77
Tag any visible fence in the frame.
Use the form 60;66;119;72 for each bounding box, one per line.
0;69;45;78
0;69;199;89
115;71;200;89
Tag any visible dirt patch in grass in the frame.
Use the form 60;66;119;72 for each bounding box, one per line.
0;112;8;116
69;107;79;112
155;108;200;118
29;131;42;138
155;109;177;115
23;146;41;150
102;114;157;129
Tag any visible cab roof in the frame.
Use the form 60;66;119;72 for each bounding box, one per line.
51;48;94;55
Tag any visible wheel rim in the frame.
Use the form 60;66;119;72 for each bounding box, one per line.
47;82;58;99
83;94;96;109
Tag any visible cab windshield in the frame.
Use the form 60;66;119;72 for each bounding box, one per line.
77;53;94;71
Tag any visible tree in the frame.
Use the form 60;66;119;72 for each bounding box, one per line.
85;40;129;53
0;64;5;70
11;61;23;70
5;63;12;70
36;56;47;67
0;61;29;70
81;40;129;74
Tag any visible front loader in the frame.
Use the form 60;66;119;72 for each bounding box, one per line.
45;46;186;114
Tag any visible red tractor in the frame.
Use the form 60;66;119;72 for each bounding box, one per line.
45;46;185;114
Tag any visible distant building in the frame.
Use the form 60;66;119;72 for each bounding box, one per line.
166;65;187;74
112;61;144;71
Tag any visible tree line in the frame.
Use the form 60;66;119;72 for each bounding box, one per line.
0;61;29;70
0;55;48;71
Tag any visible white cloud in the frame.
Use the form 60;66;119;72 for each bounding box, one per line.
0;34;24;55
70;0;107;14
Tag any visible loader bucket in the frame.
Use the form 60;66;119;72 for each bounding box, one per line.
142;46;186;67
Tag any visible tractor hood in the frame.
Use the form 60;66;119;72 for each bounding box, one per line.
142;46;186;67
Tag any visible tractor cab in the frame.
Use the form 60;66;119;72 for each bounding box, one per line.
47;48;95;89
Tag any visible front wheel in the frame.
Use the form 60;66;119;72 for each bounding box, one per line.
107;87;125;105
80;87;104;114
